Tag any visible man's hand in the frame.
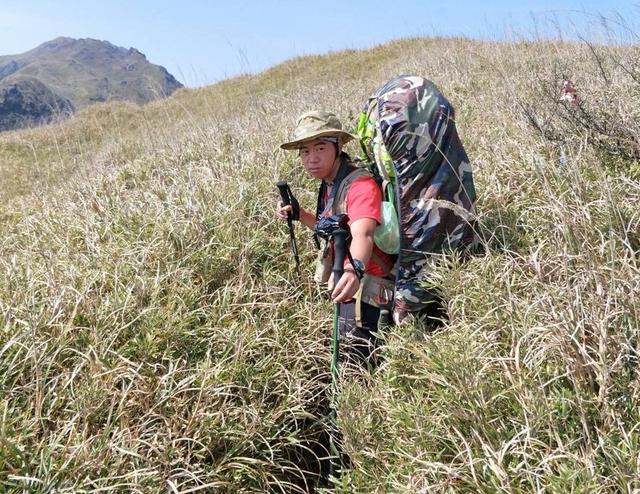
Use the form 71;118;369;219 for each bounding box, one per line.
328;268;360;303
276;200;293;221
277;201;317;231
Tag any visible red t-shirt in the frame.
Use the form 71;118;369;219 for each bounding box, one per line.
344;177;394;277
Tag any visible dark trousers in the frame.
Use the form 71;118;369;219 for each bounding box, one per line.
336;300;385;367
335;293;447;367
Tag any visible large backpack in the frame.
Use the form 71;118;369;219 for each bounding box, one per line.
357;75;478;320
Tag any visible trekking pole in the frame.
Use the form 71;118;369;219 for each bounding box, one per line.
275;180;301;275
328;227;347;486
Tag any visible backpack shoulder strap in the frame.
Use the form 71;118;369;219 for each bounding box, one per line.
332;167;372;215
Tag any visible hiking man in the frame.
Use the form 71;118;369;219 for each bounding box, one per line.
277;110;394;364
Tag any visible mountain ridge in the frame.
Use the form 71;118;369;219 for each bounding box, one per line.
0;37;182;131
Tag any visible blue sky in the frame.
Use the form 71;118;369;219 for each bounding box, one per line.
1;1;637;87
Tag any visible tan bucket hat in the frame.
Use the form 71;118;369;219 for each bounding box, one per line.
280;110;359;150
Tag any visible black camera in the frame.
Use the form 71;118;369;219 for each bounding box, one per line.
314;213;350;241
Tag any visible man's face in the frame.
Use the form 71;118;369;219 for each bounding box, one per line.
298;138;339;181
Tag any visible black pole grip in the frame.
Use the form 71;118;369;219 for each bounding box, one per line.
276;180;301;222
276;180;301;275
332;228;347;286
276;180;290;207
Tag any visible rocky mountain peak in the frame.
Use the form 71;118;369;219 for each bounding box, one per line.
0;37;182;131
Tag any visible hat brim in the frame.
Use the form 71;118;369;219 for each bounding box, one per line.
280;129;359;150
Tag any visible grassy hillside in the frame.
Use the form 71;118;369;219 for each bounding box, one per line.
0;36;639;493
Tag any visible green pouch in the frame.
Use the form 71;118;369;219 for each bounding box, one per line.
375;200;400;254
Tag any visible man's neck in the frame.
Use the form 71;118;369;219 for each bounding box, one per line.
325;156;343;185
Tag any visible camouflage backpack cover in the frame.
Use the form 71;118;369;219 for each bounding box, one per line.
358;75;478;319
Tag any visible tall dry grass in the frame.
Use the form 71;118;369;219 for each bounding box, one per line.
1;32;639;492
